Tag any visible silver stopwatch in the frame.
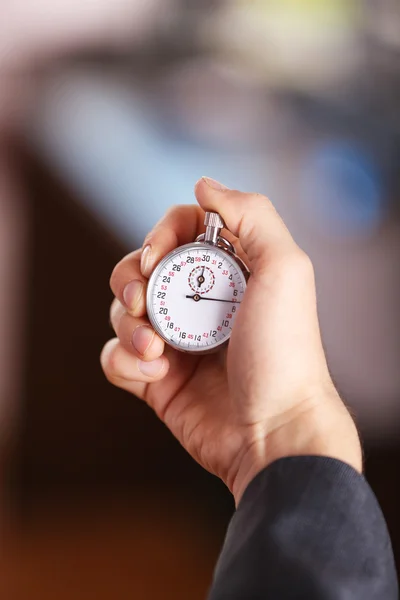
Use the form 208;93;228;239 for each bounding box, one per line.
146;212;249;353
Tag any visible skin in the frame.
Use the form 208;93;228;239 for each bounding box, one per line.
101;177;362;505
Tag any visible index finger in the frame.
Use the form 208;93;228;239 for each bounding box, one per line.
141;202;248;275
140;204;204;278
110;205;204;312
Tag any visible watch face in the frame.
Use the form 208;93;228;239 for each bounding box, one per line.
146;243;247;352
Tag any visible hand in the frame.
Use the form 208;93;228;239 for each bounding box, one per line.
101;177;362;504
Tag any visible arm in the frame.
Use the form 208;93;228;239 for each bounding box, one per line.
209;457;398;600
101;177;397;599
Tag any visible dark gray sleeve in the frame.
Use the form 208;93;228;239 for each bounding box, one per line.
208;456;398;600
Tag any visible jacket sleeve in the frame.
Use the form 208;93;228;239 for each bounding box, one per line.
208;456;398;600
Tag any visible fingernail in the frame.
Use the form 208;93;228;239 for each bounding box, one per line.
141;245;152;276
132;325;155;356
123;280;144;312
201;176;229;191
138;357;164;377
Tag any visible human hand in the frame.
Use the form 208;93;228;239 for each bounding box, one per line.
101;178;362;504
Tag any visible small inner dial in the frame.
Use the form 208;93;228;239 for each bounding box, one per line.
188;265;215;294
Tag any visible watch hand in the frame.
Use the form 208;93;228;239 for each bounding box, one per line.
197;267;206;287
186;294;241;303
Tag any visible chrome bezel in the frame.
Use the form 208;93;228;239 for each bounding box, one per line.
146;242;248;353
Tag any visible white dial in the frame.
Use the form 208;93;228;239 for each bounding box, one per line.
146;242;247;352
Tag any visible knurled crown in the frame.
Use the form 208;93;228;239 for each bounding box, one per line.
204;212;225;229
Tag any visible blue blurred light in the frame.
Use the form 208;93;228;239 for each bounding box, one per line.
32;78;271;246
300;140;386;237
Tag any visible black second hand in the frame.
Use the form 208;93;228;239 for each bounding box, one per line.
186;295;241;303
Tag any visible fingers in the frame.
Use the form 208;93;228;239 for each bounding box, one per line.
110;206;204;315
110;299;165;361
140;204;204;277
110;249;147;317
195;177;300;274
100;338;169;399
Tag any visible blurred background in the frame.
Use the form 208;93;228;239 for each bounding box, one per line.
0;0;399;597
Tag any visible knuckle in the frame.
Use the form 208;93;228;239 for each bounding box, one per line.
105;372;120;387
241;195;259;213
109;249;142;297
255;192;271;205
238;195;274;233
247;192;272;209
283;248;314;279
109;298;121;331
100;341;120;382
103;367;116;385
166;204;182;217
296;249;314;274
142;231;153;247
109;261;122;295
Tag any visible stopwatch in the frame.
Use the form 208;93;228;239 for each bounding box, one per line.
146;211;249;353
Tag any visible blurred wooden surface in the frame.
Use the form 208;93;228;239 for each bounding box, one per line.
2;497;220;600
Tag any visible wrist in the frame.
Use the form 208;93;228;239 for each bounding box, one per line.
232;389;362;506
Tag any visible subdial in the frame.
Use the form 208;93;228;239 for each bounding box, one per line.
188;266;215;294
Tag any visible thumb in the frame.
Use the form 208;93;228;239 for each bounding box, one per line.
194;177;299;274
